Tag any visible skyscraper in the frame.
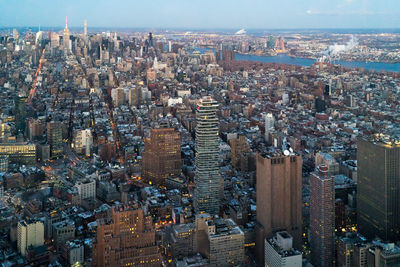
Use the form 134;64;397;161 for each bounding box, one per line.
142;127;181;186
194;97;222;215
83;19;87;37
92;205;161;267
255;150;302;264
310;165;334;267
14;95;27;135
357;136;400;241
63;16;70;52
47;121;63;159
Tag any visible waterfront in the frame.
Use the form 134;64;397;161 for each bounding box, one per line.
194;47;400;72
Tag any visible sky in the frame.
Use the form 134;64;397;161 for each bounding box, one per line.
0;0;399;29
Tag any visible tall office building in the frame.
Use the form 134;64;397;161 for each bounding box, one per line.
63;16;70;52
357;136;400;241
264;113;275;143
92;205;161;267
47;121;63;159
310;165;334;267
255;150;302;264
83;19;87;37
142;128;181;186
14;95;27;135
17;219;44;256
194;97;222;215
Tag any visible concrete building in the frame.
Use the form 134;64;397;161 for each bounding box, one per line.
310;165;335;267
264;231;302;267
73;129;93;157
255;150;302;265
111;87;126;107
194;97;222;215
263;113;275;143
17;219;44;256
196;214;244;267
357;136;400;241
75;179;96;201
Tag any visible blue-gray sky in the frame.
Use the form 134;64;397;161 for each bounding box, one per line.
0;0;399;29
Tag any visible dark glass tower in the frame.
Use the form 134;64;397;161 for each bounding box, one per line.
357;136;400;241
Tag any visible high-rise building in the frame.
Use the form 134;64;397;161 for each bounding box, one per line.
17;219;44;256
310;165;335;267
255;150;302;264
128;87;141;107
111;87;126;107
194;97;222;215
47;121;63;159
63;16;70;52
231;135;250;170
264;231;302;267
14;95;27;135
142;128;181;186
28;118;45;141
83;19;87;37
264;113;275;143
92;205;161;267
357;136;400;241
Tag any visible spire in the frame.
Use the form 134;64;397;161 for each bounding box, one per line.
65;16;68;29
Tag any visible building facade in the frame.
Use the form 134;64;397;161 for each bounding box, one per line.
310;165;335;267
17;219;44;256
92;205;161;267
142;128;181;186
264;231;302;267
357;137;400;241
255;151;302;264
194;97;222;215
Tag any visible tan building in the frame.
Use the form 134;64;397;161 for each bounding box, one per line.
256;151;302;265
142;128;181;186
17;219;44;256
92;205;161;267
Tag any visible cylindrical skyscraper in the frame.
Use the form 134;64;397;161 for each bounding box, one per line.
194;97;222;215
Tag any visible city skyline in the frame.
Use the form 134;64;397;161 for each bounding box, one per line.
0;0;399;29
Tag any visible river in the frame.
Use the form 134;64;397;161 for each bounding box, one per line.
194;47;400;72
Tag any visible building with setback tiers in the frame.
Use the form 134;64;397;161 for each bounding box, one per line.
357;135;400;241
255;149;302;265
194;97;222;215
142;127;181;186
92;205;161;267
